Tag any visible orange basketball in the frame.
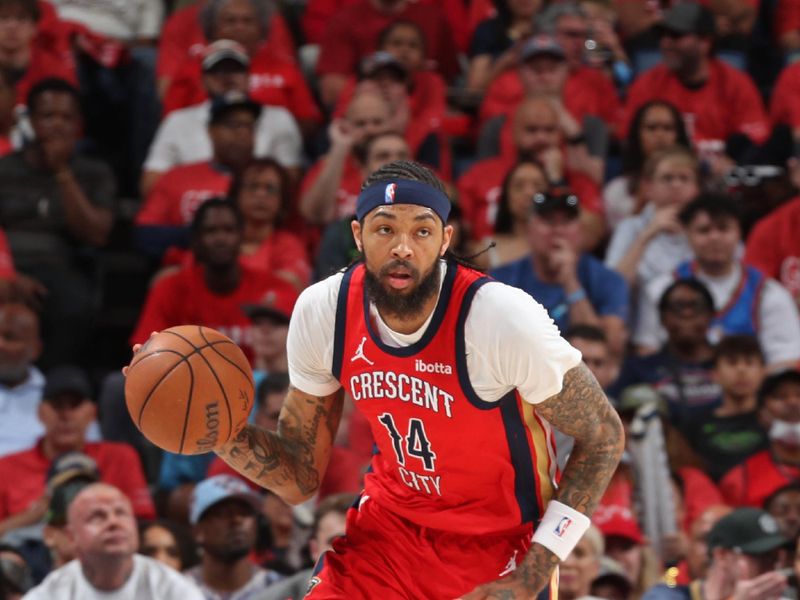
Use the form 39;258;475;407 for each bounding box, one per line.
124;326;254;455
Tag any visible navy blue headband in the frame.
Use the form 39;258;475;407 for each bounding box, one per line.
356;180;451;223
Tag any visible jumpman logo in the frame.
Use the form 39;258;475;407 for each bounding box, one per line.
351;336;374;366
499;550;519;577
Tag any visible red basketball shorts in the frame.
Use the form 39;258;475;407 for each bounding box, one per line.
305;495;557;600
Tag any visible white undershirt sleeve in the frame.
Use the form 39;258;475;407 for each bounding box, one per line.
758;279;800;366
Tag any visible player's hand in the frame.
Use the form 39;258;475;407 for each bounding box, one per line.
122;331;159;376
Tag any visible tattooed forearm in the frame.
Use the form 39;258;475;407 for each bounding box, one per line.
215;386;344;504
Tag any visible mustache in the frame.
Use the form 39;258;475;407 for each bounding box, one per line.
378;260;420;279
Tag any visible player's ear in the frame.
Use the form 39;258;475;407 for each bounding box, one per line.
351;219;363;253
440;224;454;257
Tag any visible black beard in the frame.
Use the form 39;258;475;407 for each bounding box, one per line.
203;543;251;565
364;259;441;321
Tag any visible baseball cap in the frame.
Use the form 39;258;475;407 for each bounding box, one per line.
209;90;262;125
759;369;800;404
359;51;408;81
202;39;250;71
46;451;100;494
43;366;92;401
532;189;580;218
593;504;644;544
241;279;300;324
656;2;716;37
706;508;788;554
190;474;261;525
520;34;566;62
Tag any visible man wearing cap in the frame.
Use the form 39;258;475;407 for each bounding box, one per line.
0;365;154;540
642;508;789;600
491;188;629;355
135;91;260;259
623;3;768;165
24;483;204;600
141;39;302;197
185;475;282;600
720;369;800;509
198;160;624;599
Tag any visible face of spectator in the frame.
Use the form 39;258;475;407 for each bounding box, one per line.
209;107;256;170
513;101;561;159
212;0;261;52
660;32;708;77
520;55;569;97
30;91;80;148
254;389;284;431
555;14;589;69
0;303;41;383
140;524;181;571
193;206;242;268
685;213;741;273
38;394;96;452
250;317;288;364
380;24;425;72
560;536;601;598
761;381;800;429
346;93;391;148
366;69;409;112
639;105;680;156
659;285;713;348
569;337;616;390
647;157;698;209
0;2;36;56
605;536;643;585
43;523;76;567
527;210;582;258
202;63;249;98
310;510;346;563
68;485;138;561
509;0;543;18
262;492;293;537
363;134;410;175
714;354;764;401
686;506;732;579
195;499;257;562
506;163;548;222
237;165;282;226
768;489;800;540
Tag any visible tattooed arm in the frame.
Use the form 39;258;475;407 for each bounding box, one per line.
466;362;625;600
215;385;344;505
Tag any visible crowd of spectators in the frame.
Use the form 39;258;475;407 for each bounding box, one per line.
1;0;800;598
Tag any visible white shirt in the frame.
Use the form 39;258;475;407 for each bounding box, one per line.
602;175;637;229
49;0;163;41
23;555;205;600
634;263;800;366
144;101;303;173
604;204;694;285
288;262;583;404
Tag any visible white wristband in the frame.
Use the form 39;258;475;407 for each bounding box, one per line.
531;500;592;561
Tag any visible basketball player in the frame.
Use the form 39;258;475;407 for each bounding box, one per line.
138;161;624;599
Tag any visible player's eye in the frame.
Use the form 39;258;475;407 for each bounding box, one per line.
417;228;431;238
377;225;392;235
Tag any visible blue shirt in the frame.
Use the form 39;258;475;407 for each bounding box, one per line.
491;255;629;333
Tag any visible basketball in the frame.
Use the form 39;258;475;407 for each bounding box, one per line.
124;326;254;455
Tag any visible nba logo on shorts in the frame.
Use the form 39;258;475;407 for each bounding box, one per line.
554;516;572;537
385;183;397;204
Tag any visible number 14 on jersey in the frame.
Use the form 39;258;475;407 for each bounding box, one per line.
378;413;442;497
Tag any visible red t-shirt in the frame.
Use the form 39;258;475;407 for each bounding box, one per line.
0;138;12;159
241;229;312;287
156;2;297;83
0;440;155;520
623;59;769;150
456;155;602;241
719;449;800;508
745;196;800;306
130;262;294;361
162;48;321;124
302;0;470;51
0;228;16;279
316;0;459;81
13;44;78;107
775;0;800;38
770;62;800;129
135;161;232;227
480;67;622;131
299;153;364;220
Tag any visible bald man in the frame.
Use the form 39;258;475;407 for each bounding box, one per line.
299;90;393;225
23;484;203;600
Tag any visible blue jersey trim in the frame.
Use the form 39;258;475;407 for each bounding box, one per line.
455;276;498;410
499;391;540;525
332;264;358;379
362;261;458;357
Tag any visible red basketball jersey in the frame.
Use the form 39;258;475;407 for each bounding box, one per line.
334;262;558;534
